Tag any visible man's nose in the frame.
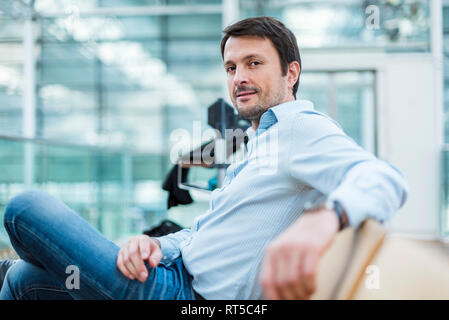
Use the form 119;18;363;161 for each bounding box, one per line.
233;67;250;87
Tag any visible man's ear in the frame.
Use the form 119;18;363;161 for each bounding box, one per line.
287;61;300;90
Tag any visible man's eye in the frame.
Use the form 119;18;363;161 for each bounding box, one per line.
226;66;235;73
251;61;261;66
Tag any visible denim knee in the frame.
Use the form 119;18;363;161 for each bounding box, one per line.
3;190;52;226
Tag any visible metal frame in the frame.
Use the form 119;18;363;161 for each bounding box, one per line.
37;4;222;18
23;8;35;189
177;161;212;194
433;0;446;237
0;133;132;154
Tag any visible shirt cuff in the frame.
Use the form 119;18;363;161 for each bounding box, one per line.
328;186;383;230
152;236;182;264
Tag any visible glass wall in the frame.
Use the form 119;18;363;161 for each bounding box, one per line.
36;13;223;153
0;0;225;252
34;3;225;236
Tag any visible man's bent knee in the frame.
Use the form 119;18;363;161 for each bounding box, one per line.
3;190;55;226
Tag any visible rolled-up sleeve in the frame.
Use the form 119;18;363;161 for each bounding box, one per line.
153;228;193;263
288;111;408;229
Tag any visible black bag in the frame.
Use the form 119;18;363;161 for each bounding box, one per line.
143;219;183;237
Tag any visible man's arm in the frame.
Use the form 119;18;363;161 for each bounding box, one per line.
260;112;408;299
287;111;408;228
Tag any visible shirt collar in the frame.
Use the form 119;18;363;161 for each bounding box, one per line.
245;99;314;138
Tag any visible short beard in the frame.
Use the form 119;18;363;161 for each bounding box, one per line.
233;82;288;121
236;91;286;121
237;104;266;121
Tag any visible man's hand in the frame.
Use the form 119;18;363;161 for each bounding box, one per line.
116;235;162;282
259;208;339;299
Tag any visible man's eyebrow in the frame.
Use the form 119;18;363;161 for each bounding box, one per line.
224;54;264;67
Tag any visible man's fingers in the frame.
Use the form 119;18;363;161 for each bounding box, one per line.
117;250;134;280
148;240;162;268
122;240;141;280
282;251;306;300
139;236;150;260
302;251;319;296
292;250;312;299
260;247;281;300
276;251;303;300
122;247;138;278
128;238;148;282
263;246;316;300
118;236;157;282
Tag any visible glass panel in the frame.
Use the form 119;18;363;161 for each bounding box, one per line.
0;17;24;136
167;14;221;38
300;71;376;153
240;0;430;52
336;71;376;153
298;73;329;115
0;137;172;252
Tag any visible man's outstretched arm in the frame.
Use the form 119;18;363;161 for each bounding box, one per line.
260;112;408;299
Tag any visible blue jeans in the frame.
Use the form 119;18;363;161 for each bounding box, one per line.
0;190;195;300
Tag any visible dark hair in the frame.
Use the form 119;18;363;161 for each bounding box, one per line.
220;16;301;98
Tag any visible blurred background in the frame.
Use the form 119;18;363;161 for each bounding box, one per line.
0;0;443;253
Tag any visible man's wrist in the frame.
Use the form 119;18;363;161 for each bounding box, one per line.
303;195;349;230
325;200;349;230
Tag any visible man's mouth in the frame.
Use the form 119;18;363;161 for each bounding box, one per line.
236;90;257;99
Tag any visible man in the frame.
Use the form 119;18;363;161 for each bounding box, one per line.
0;17;408;300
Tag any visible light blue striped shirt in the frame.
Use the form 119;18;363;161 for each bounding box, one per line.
156;99;408;300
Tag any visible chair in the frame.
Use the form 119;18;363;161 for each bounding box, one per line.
312;218;449;299
311;219;387;299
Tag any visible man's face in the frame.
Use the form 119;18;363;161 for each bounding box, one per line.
223;35;291;121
